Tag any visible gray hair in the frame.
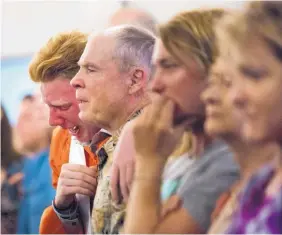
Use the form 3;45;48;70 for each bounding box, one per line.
107;25;156;79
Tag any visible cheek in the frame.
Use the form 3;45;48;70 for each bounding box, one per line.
66;109;80;122
165;71;190;97
265;89;282;130
247;82;276;114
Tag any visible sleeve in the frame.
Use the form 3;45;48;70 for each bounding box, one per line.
40;206;67;234
178;151;239;232
40;200;84;234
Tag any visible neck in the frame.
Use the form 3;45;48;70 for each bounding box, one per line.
275;143;282;167
191;130;212;157
226;135;278;180
106;95;150;133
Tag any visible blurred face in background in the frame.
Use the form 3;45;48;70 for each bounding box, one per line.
227;37;282;144
202;59;242;139
151;39;206;129
15;94;52;155
41;77;99;143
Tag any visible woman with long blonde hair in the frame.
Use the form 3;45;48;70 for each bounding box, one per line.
123;9;239;234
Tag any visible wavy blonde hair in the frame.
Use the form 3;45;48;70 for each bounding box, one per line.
29;31;87;82
159;9;225;75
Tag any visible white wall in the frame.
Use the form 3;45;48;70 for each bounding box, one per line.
2;0;245;57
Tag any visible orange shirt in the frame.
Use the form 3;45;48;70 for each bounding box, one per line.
40;127;107;234
49;127;98;188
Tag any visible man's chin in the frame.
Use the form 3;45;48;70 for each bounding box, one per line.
71;129;92;145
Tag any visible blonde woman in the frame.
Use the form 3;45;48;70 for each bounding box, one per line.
215;1;282;233
201;58;279;233
124;9;239;234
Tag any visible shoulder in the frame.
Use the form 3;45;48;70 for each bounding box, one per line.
183;140;239;183
240;164;274;204
176;140;240;231
199;140;238;176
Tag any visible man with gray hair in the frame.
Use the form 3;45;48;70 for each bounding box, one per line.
71;25;155;233
108;7;158;204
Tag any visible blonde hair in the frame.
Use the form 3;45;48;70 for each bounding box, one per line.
159;9;225;74
29;31;87;82
216;1;282;61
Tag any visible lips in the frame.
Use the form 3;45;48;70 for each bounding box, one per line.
78;100;87;104
76;95;88;104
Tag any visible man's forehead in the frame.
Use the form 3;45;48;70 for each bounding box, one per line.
41;82;74;104
80;34;115;64
41;80;73;93
42;93;71;106
88;32;114;48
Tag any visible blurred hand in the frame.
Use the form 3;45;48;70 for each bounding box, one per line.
55;164;98;209
161;195;182;218
1;168;7;187
110;122;136;203
8;172;24;185
132;95;189;162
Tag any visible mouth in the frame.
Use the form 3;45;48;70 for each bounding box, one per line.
77;96;88;104
78;100;87;105
206;111;221;118
69;125;80;135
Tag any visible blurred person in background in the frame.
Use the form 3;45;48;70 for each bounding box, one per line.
28;31;101;234
14;93;55;234
215;1;282;233
201;58;279;233
108;7;157;34
1;105;23;234
123;9;239;234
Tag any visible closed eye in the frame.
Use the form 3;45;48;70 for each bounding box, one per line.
160;63;178;69
239;65;268;81
60;105;71;111
158;58;179;69
50;104;71;111
85;66;96;73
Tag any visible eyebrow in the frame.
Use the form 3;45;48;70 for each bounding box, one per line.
78;60;101;70
155;57;177;65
